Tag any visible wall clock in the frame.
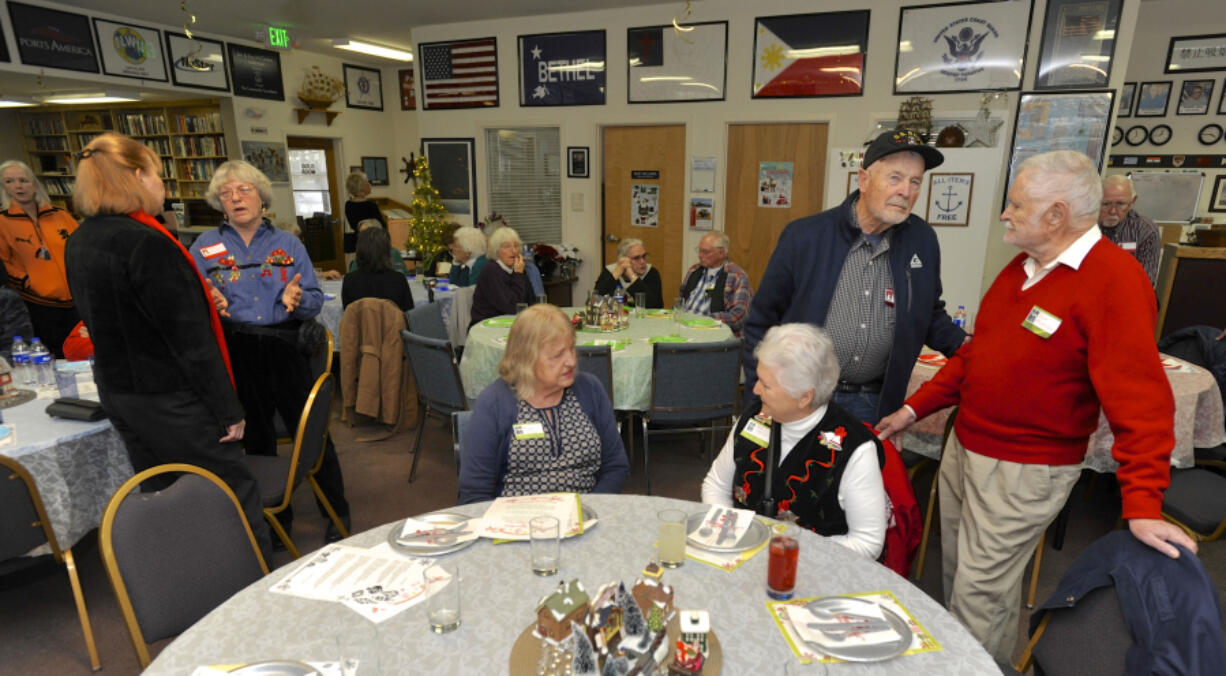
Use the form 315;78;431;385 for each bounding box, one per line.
1198;123;1223;145
1125;125;1149;146
1149;124;1172;146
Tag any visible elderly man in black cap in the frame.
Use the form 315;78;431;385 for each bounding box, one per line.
744;130;967;424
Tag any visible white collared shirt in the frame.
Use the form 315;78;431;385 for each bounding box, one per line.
1021;225;1102;291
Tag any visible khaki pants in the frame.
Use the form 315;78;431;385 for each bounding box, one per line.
939;432;1082;663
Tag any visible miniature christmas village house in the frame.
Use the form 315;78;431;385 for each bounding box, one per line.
586;582;624;653
679;611;710;656
631;578;675;628
668;639;704;676
536;580;590;642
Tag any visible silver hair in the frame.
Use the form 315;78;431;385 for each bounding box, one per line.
205;160;274;212
0;160;51;210
1101;174;1136;200
487;225;522;260
345;171;368;197
1016;151;1102;223
754;323;840;407
617;238;645;259
703;230;729;251
453;226;487;258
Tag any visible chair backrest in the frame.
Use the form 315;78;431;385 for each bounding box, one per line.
406;302;449;342
401;329;468;413
452;410;473;474
100;463;268;667
576;344;614;405
319;327;335;376
1027;587;1129;676
448;285;476;347
0;455;61;562
287;373;335;497
647;338;742;423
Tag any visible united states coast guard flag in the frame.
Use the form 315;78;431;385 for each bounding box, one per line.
519;31;606;106
752;11;869;98
420;37;499;109
628;21;727;102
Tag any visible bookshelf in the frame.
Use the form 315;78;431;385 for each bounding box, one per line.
18;99;232;227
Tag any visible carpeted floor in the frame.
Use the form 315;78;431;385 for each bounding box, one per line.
2;402;1224;675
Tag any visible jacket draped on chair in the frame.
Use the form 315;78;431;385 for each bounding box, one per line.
340;297;418;429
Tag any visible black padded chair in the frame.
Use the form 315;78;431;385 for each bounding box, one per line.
639;338;741;495
406;302;450;343
401;329;469;482
245;372;349;558
1162;467;1226;541
576;343;634;463
1;456;100;671
452;410;473;476
100;463;269;668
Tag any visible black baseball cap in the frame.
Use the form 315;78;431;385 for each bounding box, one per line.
862;129;944;171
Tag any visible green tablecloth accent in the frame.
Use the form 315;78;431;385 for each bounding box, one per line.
680;318;721;328
482;317;516;327
460;309;734;410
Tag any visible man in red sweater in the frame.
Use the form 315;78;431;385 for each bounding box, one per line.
877;150;1196;662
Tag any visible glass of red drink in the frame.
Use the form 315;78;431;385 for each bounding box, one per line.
767;528;799;600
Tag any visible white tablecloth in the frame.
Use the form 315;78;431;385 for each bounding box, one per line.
319;278;456;351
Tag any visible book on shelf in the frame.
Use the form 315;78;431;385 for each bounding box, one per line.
24;117;65;135
173;112;223;134
172;135;226;157
117;112;169;136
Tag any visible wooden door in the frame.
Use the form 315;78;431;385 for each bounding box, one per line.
602;125;686;302
724;123;827;288
286;136;345;272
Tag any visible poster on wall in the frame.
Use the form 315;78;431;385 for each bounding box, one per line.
399;67;416;110
925;173;974;226
344;63;383;110
92;19;166;81
758;161;794;208
627;21;727;103
689;197;713;230
691;157;716;193
752;10;869;98
518;30;606;106
894;0;1031;94
241;140;289;183
8;2;98;73
1005;90;1114;208
631;184;659;227
422;138;477;216
165;32;229;92
228;43;285;100
419;37;499;109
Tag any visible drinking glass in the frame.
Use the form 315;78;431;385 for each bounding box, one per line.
671;296;686;337
516;302;528;315
425;560;461;633
657;509;687;568
634;292;647;318
529;516;561;576
536;294;549;306
767;525;800;600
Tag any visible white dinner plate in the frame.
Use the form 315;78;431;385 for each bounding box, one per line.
800;596;910;662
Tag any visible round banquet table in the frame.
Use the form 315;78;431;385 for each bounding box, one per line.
461;311;735;410
319;278;456;351
144;494;1000;675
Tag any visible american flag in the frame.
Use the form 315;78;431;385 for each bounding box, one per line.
421;37;499;109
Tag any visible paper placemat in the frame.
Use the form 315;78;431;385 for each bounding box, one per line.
475;493;584;540
269;543;440;623
483;317;516;328
768;590;942;664
1161;356;1200;373
683;518;781;571
582;339;627;351
689;506;755;548
681;318;721;328
649;335;687;343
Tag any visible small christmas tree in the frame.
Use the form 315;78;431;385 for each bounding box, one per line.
404;156;452;270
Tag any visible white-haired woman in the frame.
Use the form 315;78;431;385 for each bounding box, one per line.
448;225;488;287
470;225;535;327
701;323;886;558
343;170;383;254
0;159;80;355
593;237;662;308
459;304;628;503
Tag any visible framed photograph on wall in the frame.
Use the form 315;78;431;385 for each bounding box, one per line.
751;10;869;98
628;21;727;103
1134;81;1172;117
1165;33;1226;74
164;32;229;92
567;147;589;178
343;63;383;110
1176;79;1214;115
1034;0;1121;89
894;0;1032;94
92;19;167;82
361;157;389;186
1209;175;1226;213
421;138;476;216
518;30;606;106
240;140;289;183
399;67;416;110
1004;90;1114;209
1117;82;1136;117
8;2;98;73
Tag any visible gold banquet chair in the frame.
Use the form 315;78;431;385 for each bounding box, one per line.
1;456;101;671
100;463;269;667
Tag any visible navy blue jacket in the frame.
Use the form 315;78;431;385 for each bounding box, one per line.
1033;531;1226;676
743;192;966;419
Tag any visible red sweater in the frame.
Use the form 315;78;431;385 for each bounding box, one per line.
907;239;1174;519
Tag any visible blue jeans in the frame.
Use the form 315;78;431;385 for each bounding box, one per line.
832;390;880;426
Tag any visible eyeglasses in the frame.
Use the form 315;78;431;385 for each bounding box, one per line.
696;247;719;255
1101;201;1131;210
629;253;649;261
219;184;256;200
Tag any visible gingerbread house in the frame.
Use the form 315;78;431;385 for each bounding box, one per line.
535;579;590;642
631;578;675;626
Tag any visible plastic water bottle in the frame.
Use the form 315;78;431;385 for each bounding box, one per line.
952;305;967;329
10;336;30;386
613;284;626;307
30;338;53;389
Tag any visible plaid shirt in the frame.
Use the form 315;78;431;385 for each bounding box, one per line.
1100;210;1160;286
681;260;753;336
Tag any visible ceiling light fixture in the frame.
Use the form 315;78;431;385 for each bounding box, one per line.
0;96;37;108
332;39;413;62
42;91;141;104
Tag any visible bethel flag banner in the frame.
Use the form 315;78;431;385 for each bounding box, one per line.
420;37;499;110
628;21;727;103
752;11;869;98
519;30;606;106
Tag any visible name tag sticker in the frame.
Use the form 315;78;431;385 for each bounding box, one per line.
884;288;896;307
513;422;546;440
740;416;771;447
1022;305;1062;339
1121;241;1137;251
200;242;228;259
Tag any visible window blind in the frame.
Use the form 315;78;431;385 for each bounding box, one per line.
484;127;561;244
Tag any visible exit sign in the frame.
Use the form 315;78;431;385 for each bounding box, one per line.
268;26;291;50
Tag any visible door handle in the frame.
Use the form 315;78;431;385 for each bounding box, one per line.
606;234;620;242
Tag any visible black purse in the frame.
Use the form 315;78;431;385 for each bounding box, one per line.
45;397;107;422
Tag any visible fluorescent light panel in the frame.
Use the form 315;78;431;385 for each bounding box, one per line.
0;96;37;108
333;39;413;62
43;91;140;104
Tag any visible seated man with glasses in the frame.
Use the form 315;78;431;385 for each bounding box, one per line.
593;237;662;308
1099;175;1160;286
680;231;753;336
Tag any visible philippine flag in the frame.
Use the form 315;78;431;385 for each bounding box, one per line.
752;12;869;98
